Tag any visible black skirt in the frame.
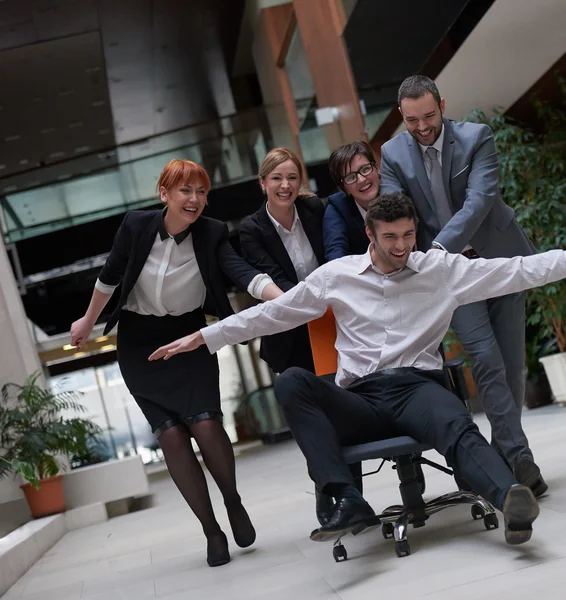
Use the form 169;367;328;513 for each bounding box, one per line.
117;309;221;433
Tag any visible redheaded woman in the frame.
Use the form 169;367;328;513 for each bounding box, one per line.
71;159;281;567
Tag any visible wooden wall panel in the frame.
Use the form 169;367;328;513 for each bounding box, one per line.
293;0;366;149
252;4;303;157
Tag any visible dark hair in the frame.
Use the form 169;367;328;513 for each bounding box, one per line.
365;192;419;236
397;75;441;108
328;141;376;191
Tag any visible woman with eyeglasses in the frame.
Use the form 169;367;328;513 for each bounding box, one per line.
70;159;282;568
323;141;381;261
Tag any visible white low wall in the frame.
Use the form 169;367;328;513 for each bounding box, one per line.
1;455;150;595
0;513;66;596
0;503;109;596
62;455;149;510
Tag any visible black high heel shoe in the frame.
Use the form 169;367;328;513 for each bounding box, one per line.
226;503;256;548
207;531;230;567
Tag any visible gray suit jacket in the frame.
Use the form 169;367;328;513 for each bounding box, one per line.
380;118;535;258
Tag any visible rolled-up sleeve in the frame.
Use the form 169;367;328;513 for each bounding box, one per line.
94;278;119;295
246;273;274;300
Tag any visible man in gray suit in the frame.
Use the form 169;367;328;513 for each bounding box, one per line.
380;75;547;497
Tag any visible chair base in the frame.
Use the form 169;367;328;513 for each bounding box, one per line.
377;490;498;557
330;451;499;562
330;491;498;562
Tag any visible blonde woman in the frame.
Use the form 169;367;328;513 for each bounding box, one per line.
239;148;325;374
239;148;363;526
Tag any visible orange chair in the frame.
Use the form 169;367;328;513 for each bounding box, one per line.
307;308;338;376
305;310;498;562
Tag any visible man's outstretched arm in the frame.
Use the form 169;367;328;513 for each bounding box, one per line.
442;249;566;305
149;268;329;361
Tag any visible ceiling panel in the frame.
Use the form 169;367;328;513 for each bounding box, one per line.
0;0;246;194
0;30;117;178
0;0;98;51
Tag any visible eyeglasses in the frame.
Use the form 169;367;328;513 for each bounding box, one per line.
342;162;377;185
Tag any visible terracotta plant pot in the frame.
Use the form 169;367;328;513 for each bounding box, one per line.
21;474;66;518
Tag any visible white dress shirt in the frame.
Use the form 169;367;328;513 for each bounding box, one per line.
95;224;271;316
202;249;566;387
266;205;319;282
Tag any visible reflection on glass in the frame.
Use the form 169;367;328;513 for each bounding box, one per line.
364;107;395;141
286;31;316;130
343;0;359;20
286;28;331;164
2;110;272;244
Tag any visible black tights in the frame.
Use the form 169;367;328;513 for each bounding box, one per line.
158;420;241;537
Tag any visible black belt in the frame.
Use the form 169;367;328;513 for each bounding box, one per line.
462;249;480;259
358;367;445;382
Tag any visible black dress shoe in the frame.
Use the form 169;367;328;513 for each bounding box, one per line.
226;503;256;548
315;486;335;527
503;484;539;545
514;458;548;498
207;531;231;567
310;496;376;542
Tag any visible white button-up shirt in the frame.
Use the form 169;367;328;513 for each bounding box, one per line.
202;248;566;387
95;223;271;316
266;205;319;282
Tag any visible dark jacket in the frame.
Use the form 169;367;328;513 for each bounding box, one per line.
323;191;368;261
99;209;262;335
239;196;326;373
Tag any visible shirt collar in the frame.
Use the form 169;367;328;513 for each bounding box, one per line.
355;202;367;219
357;247;421;275
419;123;445;157
266;204;299;233
159;208;192;245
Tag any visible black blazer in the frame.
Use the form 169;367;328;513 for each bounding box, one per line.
239;196;326;373
99;209;262;335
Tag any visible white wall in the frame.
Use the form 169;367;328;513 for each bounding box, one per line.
0;239;43;510
438;0;566;121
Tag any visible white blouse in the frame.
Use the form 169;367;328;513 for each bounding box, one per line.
95;223;271;316
266;205;319;282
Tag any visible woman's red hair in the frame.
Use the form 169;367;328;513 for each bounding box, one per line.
156;159;211;193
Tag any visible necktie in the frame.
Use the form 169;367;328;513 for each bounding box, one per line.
425;147;453;228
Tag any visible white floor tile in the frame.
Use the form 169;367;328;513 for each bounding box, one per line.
3;406;566;600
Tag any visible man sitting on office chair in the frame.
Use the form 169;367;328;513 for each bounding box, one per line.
149;193;566;546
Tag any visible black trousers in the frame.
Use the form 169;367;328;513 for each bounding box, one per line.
274;367;518;511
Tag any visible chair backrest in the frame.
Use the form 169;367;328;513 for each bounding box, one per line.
307;308;338;376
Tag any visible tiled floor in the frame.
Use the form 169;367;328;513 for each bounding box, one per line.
5;404;566;600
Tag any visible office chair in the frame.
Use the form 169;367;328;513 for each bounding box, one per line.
307;309;498;561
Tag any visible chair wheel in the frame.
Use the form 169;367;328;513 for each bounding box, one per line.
333;543;348;562
395;539;411;557
381;523;394;539
484;513;499;530
471;505;485;520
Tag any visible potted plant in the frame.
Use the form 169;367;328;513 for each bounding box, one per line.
0;373;103;518
467;79;566;403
